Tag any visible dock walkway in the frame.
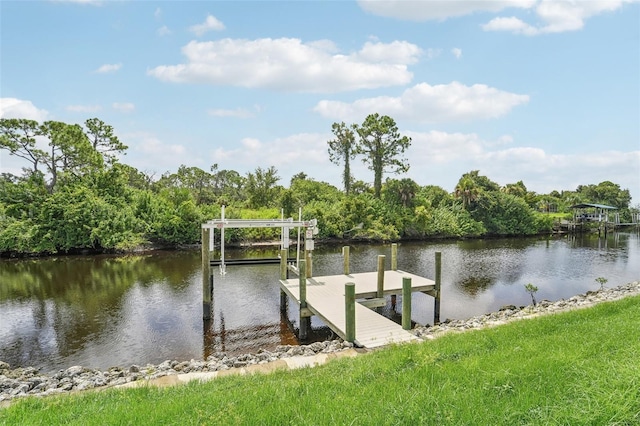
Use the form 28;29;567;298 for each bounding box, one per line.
280;270;435;348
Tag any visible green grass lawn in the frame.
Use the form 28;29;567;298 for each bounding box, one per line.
2;296;639;425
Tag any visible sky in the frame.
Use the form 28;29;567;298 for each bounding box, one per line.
1;0;639;204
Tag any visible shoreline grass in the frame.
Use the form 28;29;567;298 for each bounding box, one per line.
2;295;639;425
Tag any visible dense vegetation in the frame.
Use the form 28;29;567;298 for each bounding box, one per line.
2;295;639;424
0;116;635;256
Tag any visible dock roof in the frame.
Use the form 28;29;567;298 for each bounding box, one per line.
570;203;617;210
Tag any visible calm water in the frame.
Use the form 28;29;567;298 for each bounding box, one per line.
1;232;638;373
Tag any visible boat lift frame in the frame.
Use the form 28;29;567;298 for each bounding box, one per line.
202;206;318;275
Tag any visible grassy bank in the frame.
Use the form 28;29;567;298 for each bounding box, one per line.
2;296;639;425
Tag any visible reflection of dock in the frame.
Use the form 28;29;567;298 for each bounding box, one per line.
280;270;435;348
203;317;298;358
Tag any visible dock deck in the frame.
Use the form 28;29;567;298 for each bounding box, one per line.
280;270;435;348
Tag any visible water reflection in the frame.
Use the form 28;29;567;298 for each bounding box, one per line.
0;233;638;372
457;276;493;296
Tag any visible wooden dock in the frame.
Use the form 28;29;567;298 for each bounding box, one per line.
201;214;442;349
280;270;436;348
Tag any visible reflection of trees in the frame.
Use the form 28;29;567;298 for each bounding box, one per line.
456;276;494;296
457;238;535;251
0;251;201;302
0;250;201;369
569;233;625;251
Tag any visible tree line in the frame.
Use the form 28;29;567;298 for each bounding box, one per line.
0;115;635;256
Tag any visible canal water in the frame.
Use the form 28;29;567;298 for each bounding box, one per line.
1;232;638;373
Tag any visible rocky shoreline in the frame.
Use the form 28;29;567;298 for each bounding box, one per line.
412;280;640;338
2;281;639;404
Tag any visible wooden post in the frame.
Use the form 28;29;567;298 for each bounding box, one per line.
299;259;307;307
402;277;411;330
377;255;385;298
299;259;308;340
345;282;356;343
280;248;288;313
280;248;288;280
202;227;212;320
391;243;398;271
306;251;313;278
434;252;442;324
342;246;350;275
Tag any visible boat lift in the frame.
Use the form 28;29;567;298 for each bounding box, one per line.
202;206;318;275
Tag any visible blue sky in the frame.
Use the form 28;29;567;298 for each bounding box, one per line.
1;0;639;203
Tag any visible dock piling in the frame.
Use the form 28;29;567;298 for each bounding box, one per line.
345;282;356;343
342;246;350;275
280;249;288;313
202;227;212;320
280;249;288;280
402;277;411;330
305;251;313;278
434;252;442;324
391;243;398;271
299;259;309;340
390;244;398;308
377;255;385;298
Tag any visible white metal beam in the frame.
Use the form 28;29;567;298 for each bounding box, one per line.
202;219;316;229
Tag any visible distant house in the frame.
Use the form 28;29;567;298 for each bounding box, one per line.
570;203;617;223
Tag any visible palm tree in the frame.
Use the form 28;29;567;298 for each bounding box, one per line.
455;176;480;208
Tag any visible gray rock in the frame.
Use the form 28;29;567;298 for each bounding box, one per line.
499;305;517;311
11;383;30;396
158;360;173;370
64;366;85;377
286;347;304;356
59;382;74;391
174;361;191;372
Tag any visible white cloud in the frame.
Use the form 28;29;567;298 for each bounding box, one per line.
157;26;172;36
189;14;225;36
313;81;529;123
95;63;122;73
112;102;135;112
357;0;638;35
357;0;537;21
0;98;49;121
407;130;487;164
354;40;423;64
124;132;192;173
138;136;184;155
483;0;639;35
210;133;330;175
482;16;537;35
241;138;262;151
148;38;421;92
66;104;102;113
451;48;463;59
154;7;162;19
